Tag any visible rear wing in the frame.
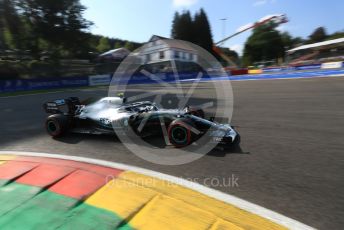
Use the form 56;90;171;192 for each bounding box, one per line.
43;97;80;114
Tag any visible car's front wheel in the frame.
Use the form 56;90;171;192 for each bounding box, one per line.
168;120;193;148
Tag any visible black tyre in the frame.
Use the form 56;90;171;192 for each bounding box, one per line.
45;114;69;137
234;134;241;145
228;134;241;151
168;119;194;148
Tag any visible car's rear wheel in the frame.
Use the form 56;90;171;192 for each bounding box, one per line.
45;114;69;137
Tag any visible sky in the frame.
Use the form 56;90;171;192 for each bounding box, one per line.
80;0;344;55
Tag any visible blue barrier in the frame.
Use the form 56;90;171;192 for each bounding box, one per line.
0;76;89;93
111;71;212;85
263;64;322;73
2;68;344;94
0;72;211;92
262;67;283;72
294;64;321;70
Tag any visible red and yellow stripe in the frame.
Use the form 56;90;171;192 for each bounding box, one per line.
0;154;286;230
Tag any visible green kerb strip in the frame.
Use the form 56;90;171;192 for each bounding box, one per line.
0;181;41;216
0;181;133;230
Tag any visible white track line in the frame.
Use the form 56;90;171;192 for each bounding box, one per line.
0;150;315;230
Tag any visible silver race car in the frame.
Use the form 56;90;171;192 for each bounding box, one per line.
43;96;240;149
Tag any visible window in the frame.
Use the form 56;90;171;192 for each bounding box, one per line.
189;53;193;61
174;51;180;59
159;51;165;59
146;54;151;62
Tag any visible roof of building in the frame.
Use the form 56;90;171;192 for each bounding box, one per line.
287;37;344;53
99;48;130;57
147;35;197;53
149;35;169;42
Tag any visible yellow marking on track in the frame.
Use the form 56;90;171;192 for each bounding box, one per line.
86;178;157;219
129;194;218;230
87;177;243;230
209;219;244;230
0;153;289;229
117;171;287;230
0;155;16;161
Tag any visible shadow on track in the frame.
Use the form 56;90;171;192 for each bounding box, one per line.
52;133;120;144
208;145;249;157
52;133;248;157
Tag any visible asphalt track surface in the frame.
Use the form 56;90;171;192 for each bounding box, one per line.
1;76;344;229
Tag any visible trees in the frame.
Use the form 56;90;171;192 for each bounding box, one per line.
326;30;344;40
242;23;285;66
1;0;24;49
171;11;194;42
171;12;180;39
171;11;193;42
242;24;343;66
124;41;134;51
291;36;305;47
114;41;122;49
193;9;213;52
217;47;239;65
281;32;305;50
280;32;293;50
97;37;111;53
18;0;92;48
171;8;213;52
308;27;327;43
1;0;93;57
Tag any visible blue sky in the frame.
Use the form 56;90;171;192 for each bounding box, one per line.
81;0;344;55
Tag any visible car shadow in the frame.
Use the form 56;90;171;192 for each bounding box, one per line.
53;133;249;157
207;145;250;157
53;133;120;144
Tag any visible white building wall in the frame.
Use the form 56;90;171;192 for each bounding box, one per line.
140;39;198;64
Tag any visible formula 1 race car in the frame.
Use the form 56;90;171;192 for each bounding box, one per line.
43;96;240;149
